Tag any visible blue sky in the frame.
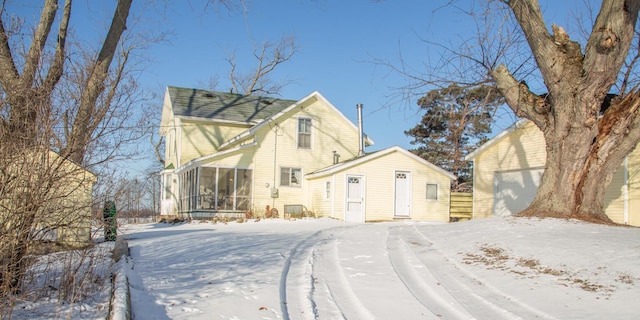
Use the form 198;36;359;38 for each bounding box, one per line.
141;0;583;152
144;0;478;152
10;0;587;174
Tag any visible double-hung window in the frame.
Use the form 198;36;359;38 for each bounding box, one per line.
281;167;302;187
298;118;312;149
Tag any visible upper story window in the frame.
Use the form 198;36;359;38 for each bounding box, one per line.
297;118;312;149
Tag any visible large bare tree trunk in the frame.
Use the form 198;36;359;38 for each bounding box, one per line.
492;0;640;223
63;0;133;164
0;0;133;298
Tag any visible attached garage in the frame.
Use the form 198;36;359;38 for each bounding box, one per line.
306;146;455;222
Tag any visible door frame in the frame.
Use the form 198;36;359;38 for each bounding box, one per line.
394;170;412;217
345;174;365;222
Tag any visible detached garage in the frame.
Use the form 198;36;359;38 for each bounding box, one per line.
466;119;640;226
494;168;544;217
306;146;455;222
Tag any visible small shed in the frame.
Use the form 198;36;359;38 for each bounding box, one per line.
306;146;455;222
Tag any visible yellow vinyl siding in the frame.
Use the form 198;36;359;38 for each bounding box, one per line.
192;96;366;217
471;120;639;226
472;122;545;219
160;93;179;169
307;180;325;216
603;162;626;223
251;98;363;215
307;149;452;222
627;146;640;226
180;120;250;165
308;178;335;218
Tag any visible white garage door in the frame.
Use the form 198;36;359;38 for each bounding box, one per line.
494;168;544;217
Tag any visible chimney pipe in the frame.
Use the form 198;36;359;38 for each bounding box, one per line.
356;104;365;157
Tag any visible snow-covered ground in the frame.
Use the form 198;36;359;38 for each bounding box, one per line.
120;217;640;320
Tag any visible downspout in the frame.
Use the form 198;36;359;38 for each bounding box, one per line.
356;103;365;157
624;157;629;224
272;124;279;209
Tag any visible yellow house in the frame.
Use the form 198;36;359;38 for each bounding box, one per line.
465;119;640;226
46;151;96;246
159;86;455;221
1;149;96;247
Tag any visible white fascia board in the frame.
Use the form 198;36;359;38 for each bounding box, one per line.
220;91;376;150
219;92;319;150
306;146;455;180
395;146;457;180
313;92;375;146
174;141;257;174
464;118;529;161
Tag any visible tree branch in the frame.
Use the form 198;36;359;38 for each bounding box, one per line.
583;0;640;97
0;10;19;88
66;0;132;163
505;0;563;88
492;64;549;130
42;0;72;94
20;0;58;88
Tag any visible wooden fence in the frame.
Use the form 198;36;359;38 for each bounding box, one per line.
450;192;473;220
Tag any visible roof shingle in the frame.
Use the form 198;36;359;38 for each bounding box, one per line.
168;86;296;123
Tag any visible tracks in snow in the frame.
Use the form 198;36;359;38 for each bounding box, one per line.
282;223;557;320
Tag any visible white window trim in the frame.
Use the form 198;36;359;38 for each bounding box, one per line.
324;180;331;200
296;117;313;149
280;167;303;188
426;183;439;200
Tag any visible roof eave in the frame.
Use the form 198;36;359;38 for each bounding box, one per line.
219;92;321;150
465;118;529;161
175;142;258;174
306;146;456;180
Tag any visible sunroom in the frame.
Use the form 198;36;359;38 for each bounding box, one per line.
175;166;253;218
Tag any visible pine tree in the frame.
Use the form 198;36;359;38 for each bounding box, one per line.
406;83;502;190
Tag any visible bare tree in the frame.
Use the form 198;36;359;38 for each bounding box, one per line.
153;3;298;165
226;35;296;95
385;0;640;223
490;0;640;222
0;0;137;302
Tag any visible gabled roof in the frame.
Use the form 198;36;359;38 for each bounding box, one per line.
305;146;456;180
219;91;374;150
464;118;529;161
167;86;296;123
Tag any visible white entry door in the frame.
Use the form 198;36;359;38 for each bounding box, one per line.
345;175;364;222
394;171;411;217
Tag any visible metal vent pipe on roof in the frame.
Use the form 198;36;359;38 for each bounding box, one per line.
357;103;365;157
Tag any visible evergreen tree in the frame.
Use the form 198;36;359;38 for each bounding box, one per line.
406;83;502;191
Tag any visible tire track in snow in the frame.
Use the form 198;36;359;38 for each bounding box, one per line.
280;227;349;320
320;224;438;319
397;224;559;320
312;227;375;320
387;227;477;319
